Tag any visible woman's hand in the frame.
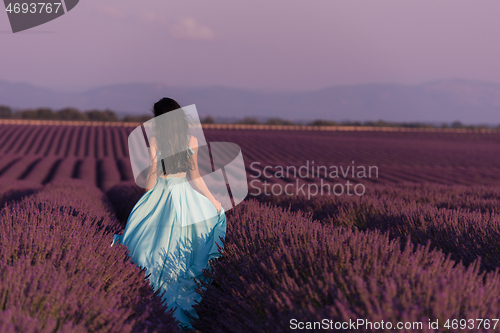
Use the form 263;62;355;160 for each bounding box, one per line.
212;199;222;214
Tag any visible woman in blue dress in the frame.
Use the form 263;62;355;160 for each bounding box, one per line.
111;98;226;332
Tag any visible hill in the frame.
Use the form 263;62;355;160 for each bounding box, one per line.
1;78;500;124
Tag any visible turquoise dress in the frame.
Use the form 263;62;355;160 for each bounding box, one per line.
111;145;227;331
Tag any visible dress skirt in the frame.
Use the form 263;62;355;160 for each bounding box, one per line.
111;174;227;330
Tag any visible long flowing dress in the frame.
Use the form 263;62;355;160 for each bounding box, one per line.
111;145;227;331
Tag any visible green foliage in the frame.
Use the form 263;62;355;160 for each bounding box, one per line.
0;105;13;119
17;108;57;120
201;115;215;124
308;119;338;126
238;117;261;125
56;107;88;121
3;105;126;122
122;114;152;123
265;118;295;125
0;103;498;129
85;109;119;122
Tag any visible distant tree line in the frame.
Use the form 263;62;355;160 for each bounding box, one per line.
0;104;497;129
0;105;152;122
230;116;499;129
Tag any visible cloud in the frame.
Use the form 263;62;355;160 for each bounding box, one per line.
139;12;164;26
169;17;215;41
98;6;127;19
95;7;166;28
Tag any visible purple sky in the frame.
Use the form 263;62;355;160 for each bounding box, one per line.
1;0;500;92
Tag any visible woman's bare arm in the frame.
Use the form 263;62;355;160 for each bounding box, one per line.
144;136;158;193
188;136;222;212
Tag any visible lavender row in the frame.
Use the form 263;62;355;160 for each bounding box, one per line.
204;128;500;186
191;199;500;332
0;178;43;209
4;124;500;190
256;183;500;272
0;179;179;333
0;154;132;192
0;125;130;159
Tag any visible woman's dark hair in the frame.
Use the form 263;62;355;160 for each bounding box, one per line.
151;97;193;175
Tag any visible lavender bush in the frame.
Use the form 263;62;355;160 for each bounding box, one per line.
4;122;500;331
192;199;500;332
255;184;500;272
105;181;144;226
0;178;43;209
0;306;87;333
0;179;179;332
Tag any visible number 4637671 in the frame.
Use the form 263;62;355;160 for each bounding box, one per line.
6;3;62;14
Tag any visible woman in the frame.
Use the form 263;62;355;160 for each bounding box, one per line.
111;98;226;332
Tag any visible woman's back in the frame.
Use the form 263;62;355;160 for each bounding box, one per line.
150;134;195;177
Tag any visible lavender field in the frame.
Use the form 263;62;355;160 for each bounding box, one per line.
2;123;500;332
